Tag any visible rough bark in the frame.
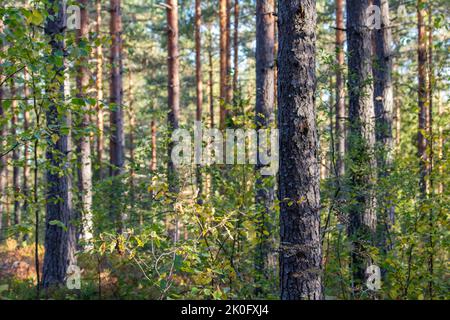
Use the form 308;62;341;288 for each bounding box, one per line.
76;0;93;247
43;0;76;288
278;0;322;300
167;0;181;242
110;0;125;231
346;0;377;294
335;0;345;178
373;0;394;253
417;0;429;197
255;0;275;293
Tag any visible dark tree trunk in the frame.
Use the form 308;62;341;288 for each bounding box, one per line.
255;0;275;294
43;0;76;288
346;0;377;294
167;0;181;242
417;0;429;197
278;0;322;300
110;0;125;231
373;0;394;252
335;0;345;178
76;0;93;247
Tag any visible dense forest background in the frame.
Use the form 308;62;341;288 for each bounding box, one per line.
0;0;448;300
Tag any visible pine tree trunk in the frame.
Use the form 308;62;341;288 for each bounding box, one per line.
167;0;181;242
226;0;233;105
346;0;377;294
110;0;125;231
76;0;93;247
96;0;105;179
255;0;275;294
43;0;76;288
278;0;322;300
233;0;239;93
23;70;30;232
219;0;228;129
335;0;345;178
208;31;214;128
373;0;394;252
417;0;429;197
195;0;203;203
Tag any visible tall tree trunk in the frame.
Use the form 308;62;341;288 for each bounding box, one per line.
233;0;239;94
219;0;228;129
426;3;434;299
127;70;136;221
278;0;322;300
417;0;429;197
167;0;181;242
110;0;125;231
373;0;394;253
208;31;214;128
11;79;20;226
43;0;76;288
195;0;203;203
226;0;232;105
23;70;30;234
96;0;105;179
76;0;93;247
255;0;275;295
335;0;345;178
346;0;377;295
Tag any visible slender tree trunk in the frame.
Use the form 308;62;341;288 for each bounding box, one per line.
226;0;232;105
43;0;76;288
255;0;275;295
110;0;125;232
373;0;394;252
195;0;203;204
127;70;136;220
233;0;239;94
219;0;228;129
278;0;322;300
96;0;105;179
417;0;429;197
426;3;434;299
335;0;345;178
346;0;377;295
167;0;181;242
23;70;30;234
208;31;214;129
11;79;20;226
76;0;93;247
